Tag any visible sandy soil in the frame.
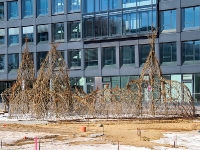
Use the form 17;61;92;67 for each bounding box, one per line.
0;118;200;149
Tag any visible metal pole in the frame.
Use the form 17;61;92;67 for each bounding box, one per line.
118;141;119;150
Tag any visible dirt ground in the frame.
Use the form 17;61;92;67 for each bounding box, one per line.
0;118;200;149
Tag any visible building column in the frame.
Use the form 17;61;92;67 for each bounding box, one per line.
81;49;85;71
98;47;102;70
48;0;52;16
177;41;181;66
64;50;68;68
33;0;37;18
33;52;37;77
5;54;8;74
4;2;7;21
155;42;160;63
19;27;22;47
33;25;37;46
48;24;52;43
18;0;22;20
135;45;139;68
64;22;68;42
176;8;181;33
116;46;120;69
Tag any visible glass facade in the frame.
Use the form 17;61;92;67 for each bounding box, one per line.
182;7;200;30
8;28;19;46
68;49;81;69
82;0;156;38
0;29;5;46
160;10;176;32
52;23;64;42
22;0;33;18
68;0;81;12
103;47;116;67
37;25;48;43
139;44;150;66
68;21;81;41
52;0;64;15
8;53;19;73
85;48;98;69
120;45;135;66
8;1;18;20
182;40;200;64
22;26;34;44
0;2;4;20
0;55;5;72
37;0;48;16
160;42;176;65
36;51;48;70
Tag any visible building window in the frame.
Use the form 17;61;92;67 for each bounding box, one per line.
37;51;47;70
52;0;64;15
37;0;48;16
95;0;108;12
83;15;94;38
182;40;200;64
138;0;151;7
123;9;137;34
160;42;176;65
120;45;135;67
122;0;136;9
68;21;81;41
22;0;33;18
82;0;94;13
85;48;98;69
103;47;116;67
95;13;108;37
52;23;64;42
0;29;5;46
8;1;18;20
68;49;81;69
22;26;34;44
8;28;19;46
68;0;81;12
138;9;153;32
37;25;48;43
109;11;122;36
0;3;4;20
160;10;176;33
109;0;121;10
8;53;19;73
0;55;5;72
139;44;150;66
182;7;200;30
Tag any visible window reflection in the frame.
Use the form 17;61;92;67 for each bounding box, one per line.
8;1;18;20
68;21;81;41
122;0;136;9
182;7;200;30
83;15;94;38
160;42;176;65
160;10;176;32
8;28;19;46
82;0;94;13
52;23;64;42
109;11;122;36
0;54;5;72
22;26;34;44
123;9;137;34
182;40;200;64
0;3;4;20
95;13;108;37
109;0;122;10
68;0;81;12
95;0;108;12
37;25;48;43
22;0;33;18
139;44;150;66
0;29;5;46
37;0;48;16
37;51;48;70
103;47;116;67
85;48;98;69
120;45;135;66
68;50;81;69
8;54;19;73
52;0;64;14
